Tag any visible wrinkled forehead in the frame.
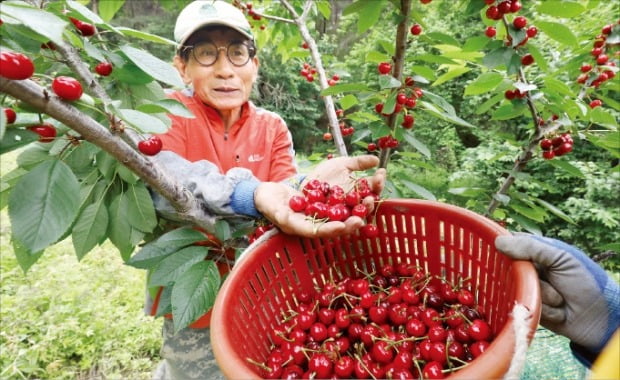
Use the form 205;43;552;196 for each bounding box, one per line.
185;26;249;46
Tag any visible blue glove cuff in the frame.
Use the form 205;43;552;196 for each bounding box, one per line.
230;179;262;218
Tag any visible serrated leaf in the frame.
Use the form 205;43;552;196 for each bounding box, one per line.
213;220;231;243
379;75;402;89
547;159;585;178
172;261;220;332
483;47;516;69
118;109;169;133
108;193;135;261
509;203;545;222
320;83;371;96
120;45;184;88
536;21;578;46
155;286;172;317
475;93;504;114
464;72;504;96
126;183;157;233
117;27;176;45
534;198;576;224
432;66;471;87
136;99;195;118
8;160;80;252
98;0;125;22
589;107;619;128
339;95;358;110
403;134;430;159
543;77;575;98
149;246;209;287
401;180;436;201
537;1;585;17
0;2;67;46
12;238;43;274
72;201;109;260
126;227;208;269
366;51;390;63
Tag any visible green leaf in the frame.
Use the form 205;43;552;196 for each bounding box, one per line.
534;198;576;225
136;99;195;118
112;61;154;85
432;66;471;87
98;0;125;22
353;1;386;34
491;103;526;120
419;101;475;128
120;45;184;88
483;47;516;69
67;0;104;24
149;246;209;287
589;107;619;128
126;227;208;269
511;214;542;235
320;83;371;96
425;32;460;46
0;2;67;46
527;44;548;72
379;75;402;90
172;261;220;332
536;21;578;46
462;36;490;52
464;72;504;96
8;160;80;252
315;0;331;19
0;128;39;154
547;159;585;178
339;95;358;110
117;109;169;133
509;203;546;223
83;38;106;62
416;54;458;65
475;93;504;115
537;1;586;17
154;286;173;317
117;27;176;45
108;193;135;261
72;201;109;260
401;180;436;201
403;134;430;159
366;51;391;63
126;183;157;233
213;220;232;243
543;77;575;98
12;238;43;274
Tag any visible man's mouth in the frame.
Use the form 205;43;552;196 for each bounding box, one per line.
214;87;237;93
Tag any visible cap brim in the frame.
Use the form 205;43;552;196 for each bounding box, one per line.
177;21;254;48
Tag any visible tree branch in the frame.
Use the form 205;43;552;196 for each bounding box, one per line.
0;77;216;231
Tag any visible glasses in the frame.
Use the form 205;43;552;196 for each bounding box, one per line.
187;41;255;67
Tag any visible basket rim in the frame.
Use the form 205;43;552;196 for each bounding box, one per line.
211;198;542;379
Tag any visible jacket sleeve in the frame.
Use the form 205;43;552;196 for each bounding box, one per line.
150;151;263;224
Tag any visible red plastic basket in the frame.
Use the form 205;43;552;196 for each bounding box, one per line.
211;199;541;379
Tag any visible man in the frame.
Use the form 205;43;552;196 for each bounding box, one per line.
148;1;386;379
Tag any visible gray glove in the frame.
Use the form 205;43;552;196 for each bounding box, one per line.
495;233;619;356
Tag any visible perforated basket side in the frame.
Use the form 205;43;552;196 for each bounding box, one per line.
211;199;541;380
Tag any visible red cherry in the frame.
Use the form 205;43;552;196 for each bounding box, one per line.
581;64;593;73
95;62;113;76
540;138;553;150
485;26;497;38
521;54;534;66
401;114;415;129
526;26;538;38
470;340;490;358
361;224;379;238
422;361;445;379
334;356;354;378
52;76;83;101
513;16;527;29
27;123;57;143
596;54;609;65
457;289;475;306
70;17;96;36
410;24;423;36
351;203;368;218
288;195;307;212
322;132;332;141
0;51;35;80
308;353;332;379
602;24;613;35
4;108;16;124
485;6;501;20
589;99;603;108
497;1;511;15
468;319;492;341
510;0;522;12
367;142;377;152
371;340;395;364
378;62;392;75
137;136;163;156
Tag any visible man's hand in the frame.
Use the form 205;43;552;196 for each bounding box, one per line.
302;155;386;213
495;233;619;354
256;155;386;238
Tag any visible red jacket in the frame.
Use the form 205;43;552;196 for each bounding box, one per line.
158;90;297;182
150;89;297;328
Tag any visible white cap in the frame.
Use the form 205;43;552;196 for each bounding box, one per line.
174;1;254;47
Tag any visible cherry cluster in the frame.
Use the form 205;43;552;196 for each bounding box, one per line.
248;222;275;244
576;21;619;89
250;265;493;379
539;132;573;160
288;178;380;238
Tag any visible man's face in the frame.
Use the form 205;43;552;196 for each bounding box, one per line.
175;28;259;112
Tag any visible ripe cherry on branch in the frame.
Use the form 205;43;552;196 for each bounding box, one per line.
137;136;163;156
0;51;35;80
95;62;113;76
52;76;83;101
27;123;57;143
4;108;17;124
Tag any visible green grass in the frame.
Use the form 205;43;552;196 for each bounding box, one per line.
0;147;162;380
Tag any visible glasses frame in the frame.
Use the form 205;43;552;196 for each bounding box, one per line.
184;41;256;67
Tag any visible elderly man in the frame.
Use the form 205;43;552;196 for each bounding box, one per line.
148;1;385;379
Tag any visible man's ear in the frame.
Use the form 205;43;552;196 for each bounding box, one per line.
251;56;260;82
173;55;192;85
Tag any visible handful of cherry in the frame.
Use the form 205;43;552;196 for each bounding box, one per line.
248;264;494;379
